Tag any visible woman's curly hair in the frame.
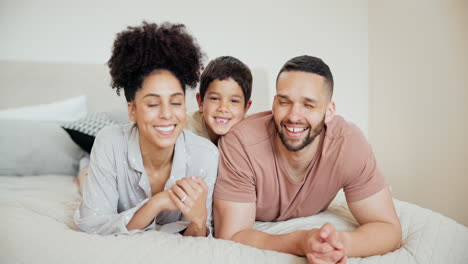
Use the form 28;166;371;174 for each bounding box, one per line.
107;21;204;102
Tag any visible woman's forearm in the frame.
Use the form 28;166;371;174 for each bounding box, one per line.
183;220;208;237
126;196;162;231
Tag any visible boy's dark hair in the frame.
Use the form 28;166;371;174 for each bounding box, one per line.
199;56;252;107
277;55;334;99
107;21;204;102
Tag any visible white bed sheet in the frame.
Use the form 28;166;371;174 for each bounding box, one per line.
1;175;467;264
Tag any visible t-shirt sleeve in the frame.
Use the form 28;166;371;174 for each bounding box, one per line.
342;124;387;202
214;131;256;203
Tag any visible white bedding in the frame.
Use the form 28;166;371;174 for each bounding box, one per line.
1;175;467;264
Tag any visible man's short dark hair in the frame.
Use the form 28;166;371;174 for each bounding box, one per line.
276;55;334;99
199;56;252;107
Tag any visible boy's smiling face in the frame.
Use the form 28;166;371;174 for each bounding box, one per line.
197;78;251;141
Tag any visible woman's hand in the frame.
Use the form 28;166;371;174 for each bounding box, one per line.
168;177;208;227
151;190;178;212
127;190;178;231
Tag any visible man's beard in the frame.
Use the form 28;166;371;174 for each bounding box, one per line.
275;116;325;152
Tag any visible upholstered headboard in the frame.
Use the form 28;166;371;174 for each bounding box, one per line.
0;60;271;121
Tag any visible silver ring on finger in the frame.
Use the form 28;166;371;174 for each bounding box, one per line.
180;195;188;203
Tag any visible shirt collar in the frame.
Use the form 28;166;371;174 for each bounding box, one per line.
124;124;153;197
193;111;210;140
198;112;210;138
167;131;187;184
127;124;144;173
127;124;188;192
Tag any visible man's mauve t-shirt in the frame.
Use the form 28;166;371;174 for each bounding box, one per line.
214;111;386;221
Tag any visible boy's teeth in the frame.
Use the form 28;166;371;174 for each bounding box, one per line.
155;125;175;132
286;126;306;133
215;118;228;123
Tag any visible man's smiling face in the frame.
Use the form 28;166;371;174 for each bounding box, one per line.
273;71;330;152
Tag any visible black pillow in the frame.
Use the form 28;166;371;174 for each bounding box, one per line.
62;113;119;153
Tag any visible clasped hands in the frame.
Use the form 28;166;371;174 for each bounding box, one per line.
301;223;347;264
155;176;208;227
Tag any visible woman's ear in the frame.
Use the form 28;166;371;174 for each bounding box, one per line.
325;101;336;123
196;93;203;113
128;102;136;122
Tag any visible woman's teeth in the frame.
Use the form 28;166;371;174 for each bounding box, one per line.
155;125;175;132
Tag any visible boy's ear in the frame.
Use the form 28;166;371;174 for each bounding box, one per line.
196;93;203;113
127;102;136;122
244;100;252;114
325;101;336;123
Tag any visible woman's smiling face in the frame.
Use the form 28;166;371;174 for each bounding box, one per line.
128;70;186;150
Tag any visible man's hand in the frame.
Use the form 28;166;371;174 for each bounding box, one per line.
302;223;347;264
306;252;346;264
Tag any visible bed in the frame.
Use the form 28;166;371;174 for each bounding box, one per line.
1;175;467;263
1;60;467;264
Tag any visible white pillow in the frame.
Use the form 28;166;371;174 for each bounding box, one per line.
0;95;87;122
0;119;83;176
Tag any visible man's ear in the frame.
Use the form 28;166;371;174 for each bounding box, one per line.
244;100;252;114
271;96;277;113
325;101;336;123
196;93;203;113
128;102;136;122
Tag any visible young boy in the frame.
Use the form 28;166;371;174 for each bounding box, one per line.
186;56;252;144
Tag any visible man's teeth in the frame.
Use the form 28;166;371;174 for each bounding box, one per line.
155;125;175;132
286;126;307;133
215;118;228;123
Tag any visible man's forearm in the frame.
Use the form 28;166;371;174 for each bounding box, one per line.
231;229;306;256
341;222;401;257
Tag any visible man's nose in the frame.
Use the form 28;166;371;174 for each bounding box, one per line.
286;103;302;123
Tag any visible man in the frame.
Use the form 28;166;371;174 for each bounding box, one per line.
213;55;401;264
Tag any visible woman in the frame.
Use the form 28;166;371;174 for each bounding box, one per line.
74;21;218;237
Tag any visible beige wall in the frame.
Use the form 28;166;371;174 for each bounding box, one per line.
369;0;468;226
0;0;370;129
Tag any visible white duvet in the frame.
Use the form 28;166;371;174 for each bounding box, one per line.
1;175;467;264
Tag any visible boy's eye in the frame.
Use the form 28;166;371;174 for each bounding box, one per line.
279;101;289;105
171;103;182;106
305;104;314;109
148;104;159;107
231;99;240;104
210;97;219;101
